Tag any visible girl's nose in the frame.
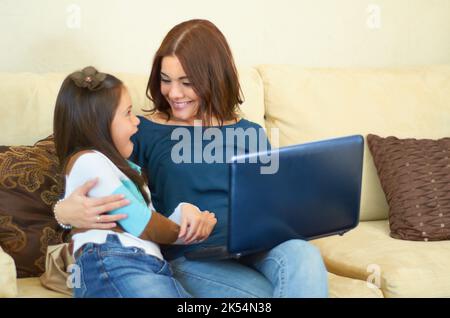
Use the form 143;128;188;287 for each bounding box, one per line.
133;113;140;126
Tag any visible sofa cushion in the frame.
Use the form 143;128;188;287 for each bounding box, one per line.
328;273;383;298
16;277;70;298
312;220;450;297
0;246;18;297
0;73;66;146
257;65;450;221
0;136;67;278
16;273;382;298
367;134;450;241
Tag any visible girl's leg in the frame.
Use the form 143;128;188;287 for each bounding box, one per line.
170;257;273;298
240;239;329;298
74;235;191;298
74;242;121;298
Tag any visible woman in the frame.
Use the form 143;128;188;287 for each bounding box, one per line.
55;19;328;298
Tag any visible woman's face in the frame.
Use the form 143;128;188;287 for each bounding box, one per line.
160;55;200;124
111;87;140;158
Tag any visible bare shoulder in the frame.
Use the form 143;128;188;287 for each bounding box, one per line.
144;111;170;124
143;112;155;121
65;150;96;175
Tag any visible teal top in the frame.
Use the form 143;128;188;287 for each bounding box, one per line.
130;116;270;260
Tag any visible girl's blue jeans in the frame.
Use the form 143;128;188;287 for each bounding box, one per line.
73;234;190;298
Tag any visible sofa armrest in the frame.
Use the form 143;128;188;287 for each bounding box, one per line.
0;246;18;297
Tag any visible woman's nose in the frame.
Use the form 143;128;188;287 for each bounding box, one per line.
168;83;183;99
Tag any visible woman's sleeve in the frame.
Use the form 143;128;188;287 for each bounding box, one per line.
67;153;179;244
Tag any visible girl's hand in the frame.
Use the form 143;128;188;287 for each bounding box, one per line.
178;203;217;244
55;178;129;229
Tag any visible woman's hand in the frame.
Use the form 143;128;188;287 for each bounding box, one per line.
178;203;217;244
55;178;129;229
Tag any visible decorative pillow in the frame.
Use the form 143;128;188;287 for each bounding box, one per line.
0;135;68;277
367;134;450;241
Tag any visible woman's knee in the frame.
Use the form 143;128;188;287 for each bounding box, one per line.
273;239;325;267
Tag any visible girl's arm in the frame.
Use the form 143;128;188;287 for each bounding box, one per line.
67;152;180;244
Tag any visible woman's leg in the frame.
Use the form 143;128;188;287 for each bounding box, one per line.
74;235;191;298
170;257;273;298
240;239;329;298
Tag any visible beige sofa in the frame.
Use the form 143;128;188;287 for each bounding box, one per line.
1;65;449;298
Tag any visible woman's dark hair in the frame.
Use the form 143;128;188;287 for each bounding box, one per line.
53;66;150;205
146;19;243;126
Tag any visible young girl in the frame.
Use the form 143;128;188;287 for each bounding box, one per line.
53;66;216;297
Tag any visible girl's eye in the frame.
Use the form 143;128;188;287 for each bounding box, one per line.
182;82;192;87
161;78;170;83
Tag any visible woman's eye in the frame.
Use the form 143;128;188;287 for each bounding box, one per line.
182;82;192;87
161;78;170;83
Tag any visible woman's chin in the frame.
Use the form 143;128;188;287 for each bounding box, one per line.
170;106;198;123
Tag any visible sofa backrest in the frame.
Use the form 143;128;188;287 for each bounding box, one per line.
0;67;265;146
257;65;450;221
1;65;449;222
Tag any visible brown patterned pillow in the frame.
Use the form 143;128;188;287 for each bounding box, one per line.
0;135;68;277
367;134;450;241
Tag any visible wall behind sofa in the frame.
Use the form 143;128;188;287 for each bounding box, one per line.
1;0;449;73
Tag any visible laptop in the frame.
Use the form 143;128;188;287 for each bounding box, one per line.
184;135;364;261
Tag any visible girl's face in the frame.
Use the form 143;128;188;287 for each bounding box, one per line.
111;87;140;158
160;55;200;124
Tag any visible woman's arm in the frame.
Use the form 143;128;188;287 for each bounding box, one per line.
54;177;129;229
60;152;217;244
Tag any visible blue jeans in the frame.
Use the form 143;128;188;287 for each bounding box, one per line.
73;234;191;298
170;239;328;298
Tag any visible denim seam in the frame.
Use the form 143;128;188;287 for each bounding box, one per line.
170;277;188;298
99;247;146;258
96;248;124;298
155;260;168;275
173;268;262;298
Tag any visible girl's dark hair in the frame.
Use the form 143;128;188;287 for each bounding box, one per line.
53;66;150;205
146;19;243;126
